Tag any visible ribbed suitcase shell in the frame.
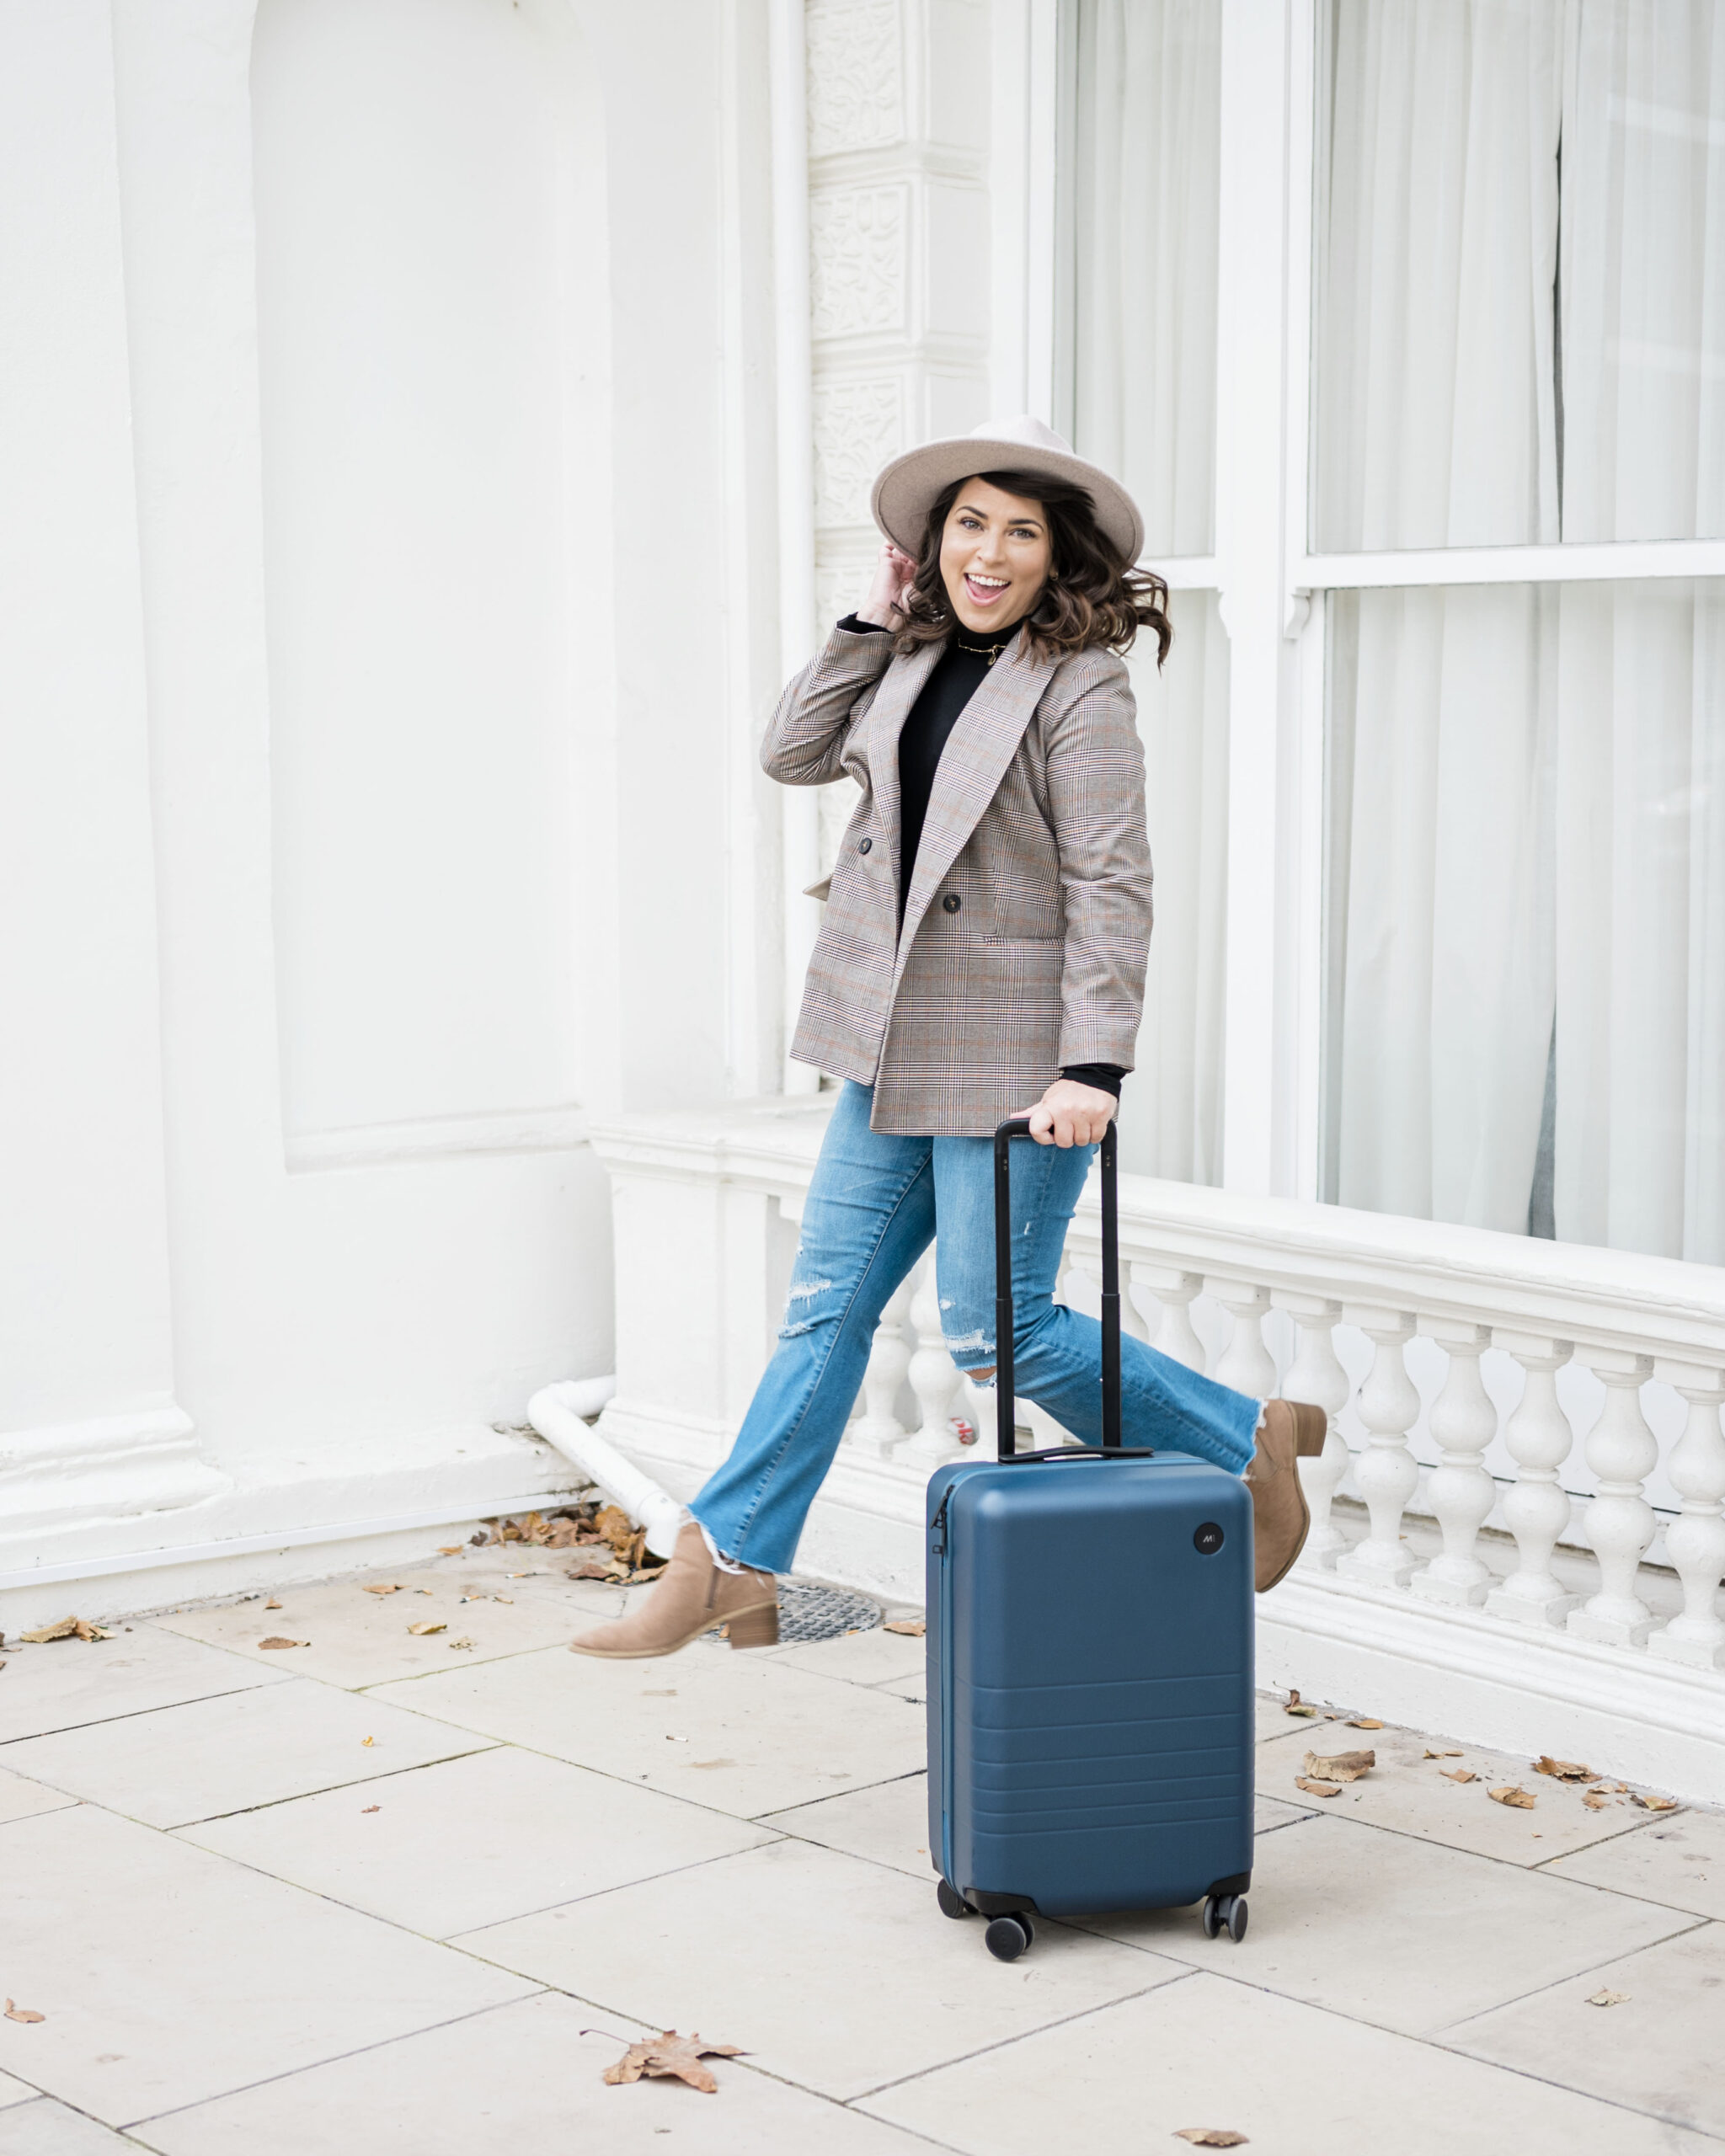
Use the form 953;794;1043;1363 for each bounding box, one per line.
927;1451;1253;1916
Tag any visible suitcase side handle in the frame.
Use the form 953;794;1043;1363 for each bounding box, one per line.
992;1117;1124;1460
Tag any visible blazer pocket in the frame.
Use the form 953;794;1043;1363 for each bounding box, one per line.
802;875;834;903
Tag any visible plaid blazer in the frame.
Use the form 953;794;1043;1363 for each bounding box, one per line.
764;620;1154;1135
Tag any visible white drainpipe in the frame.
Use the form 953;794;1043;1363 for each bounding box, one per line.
526;1378;686;1559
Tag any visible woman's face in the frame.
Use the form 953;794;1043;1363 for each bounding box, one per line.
938;478;1052;634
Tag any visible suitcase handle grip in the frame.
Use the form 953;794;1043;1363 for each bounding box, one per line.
992;1117;1123;1460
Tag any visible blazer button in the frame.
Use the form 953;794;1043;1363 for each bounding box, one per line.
858;837;872;853
943;893;961;914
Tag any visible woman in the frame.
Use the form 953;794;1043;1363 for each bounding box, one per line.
571;417;1322;1659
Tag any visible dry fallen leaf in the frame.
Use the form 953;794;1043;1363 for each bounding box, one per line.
1581;1790;1613;1810
264;1599;282;1611
691;1759;734;1769
883;1619;926;1636
361;1804;381;1814
1295;1775;1342;1798
601;2029;745;2094
19;1617;113;1644
408;1620;446;1636
417;1588;434;1597
593;1505;638;1556
1632;1793;1679;1812
3;2000;45;2025
1283;1690;1319;1718
1173;2133;1249;2148
436;1545;462;1555
1424;1748;1463;1759
1347;1717;1384;1730
447;1637;476;1650
362;1584;403;1597
1489;1785;1537;1809
361;1736;374;1747
1440;1769;1479;1784
1303;1748;1375;1782
1586;1989;1630;2007
1534;1755;1594;1782
258;1636;308;1650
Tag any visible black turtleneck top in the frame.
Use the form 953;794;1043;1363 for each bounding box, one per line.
837;613;1125;1102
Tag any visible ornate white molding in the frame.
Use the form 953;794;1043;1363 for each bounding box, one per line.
0;1405;230;1549
806;0;904;157
809;183;910;339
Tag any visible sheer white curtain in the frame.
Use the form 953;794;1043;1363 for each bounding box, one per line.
1319;0;1725;1260
1069;0;1226;1182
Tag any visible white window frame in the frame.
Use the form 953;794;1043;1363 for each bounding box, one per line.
1039;0;1725;1213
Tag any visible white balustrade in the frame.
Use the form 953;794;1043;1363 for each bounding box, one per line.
1335;1310;1420;1588
1135;1264;1206;1371
1410;1324;1497;1607
1648;1366;1725;1671
1278;1294;1350;1569
1567;1354;1659;1647
900;1252;965;1469
1211;1281;1277;1399
1483;1337;1581;1625
846;1273;915;1459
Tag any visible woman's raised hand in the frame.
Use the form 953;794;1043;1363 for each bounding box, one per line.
857;540;917;629
1019;1079;1118;1148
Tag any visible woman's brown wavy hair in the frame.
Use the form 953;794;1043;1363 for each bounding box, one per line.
889;469;1172;664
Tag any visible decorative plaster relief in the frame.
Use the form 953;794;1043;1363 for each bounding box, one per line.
814;376;904;527
806;0;904;157
809;184;909;340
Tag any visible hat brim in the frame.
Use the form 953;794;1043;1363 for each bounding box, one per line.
870;436;1145;565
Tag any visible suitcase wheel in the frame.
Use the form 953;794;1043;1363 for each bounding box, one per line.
936;1878;974;1920
1204;1892;1247;1943
983;1913;1034;1962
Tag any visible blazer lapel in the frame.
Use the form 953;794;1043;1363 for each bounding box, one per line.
895;632;1060;971
857;640;942;898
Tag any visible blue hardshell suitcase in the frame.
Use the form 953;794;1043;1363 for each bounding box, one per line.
926;1118;1255;1959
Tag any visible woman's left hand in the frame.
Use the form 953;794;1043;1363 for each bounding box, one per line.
1018;1079;1118;1148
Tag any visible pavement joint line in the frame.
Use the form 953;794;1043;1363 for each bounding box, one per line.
0;1676;287;1749
1427;1909;1717;2036
152;1741;505;1829
1239;1786;1689;1881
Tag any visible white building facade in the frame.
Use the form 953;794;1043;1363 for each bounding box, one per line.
4;0;1723;1798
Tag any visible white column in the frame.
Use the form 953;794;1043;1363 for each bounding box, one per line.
901;1252;964;1469
845;1272;915;1459
1210;1281;1276;1398
1335;1309;1419;1589
1410;1324;1497;1607
1136;1266;1207;1372
1647;1364;1725;1672
1567;1353;1659;1648
1279;1294;1350;1568
1483;1337;1580;1625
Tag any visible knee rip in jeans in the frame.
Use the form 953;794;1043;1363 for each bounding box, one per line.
778;1273;836;1341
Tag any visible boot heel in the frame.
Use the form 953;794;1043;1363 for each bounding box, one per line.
1290;1403;1328;1457
727;1601;779;1650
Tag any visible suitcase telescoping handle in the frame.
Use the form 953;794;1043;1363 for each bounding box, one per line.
992;1117;1122;1460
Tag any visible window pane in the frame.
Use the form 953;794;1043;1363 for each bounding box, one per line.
1067;0;1220;558
1322;578;1725;1262
1119;591;1228;1184
1312;0;1725;551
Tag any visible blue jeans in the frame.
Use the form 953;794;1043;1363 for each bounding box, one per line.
691;1082;1263;1574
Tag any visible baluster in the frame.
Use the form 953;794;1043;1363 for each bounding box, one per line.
1335;1309;1419;1588
1410;1323;1497;1606
1134;1265;1206;1372
1210;1281;1277;1399
961;1370;998;1458
901;1252;964;1468
1647;1364;1725;1671
1483;1337;1579;1625
846;1273;915;1459
1119;1270;1152;1343
1278;1295;1350;1569
1567;1353;1658;1646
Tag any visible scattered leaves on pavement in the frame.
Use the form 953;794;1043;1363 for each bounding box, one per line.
362;1585;403;1597
361;1805;381;1814
3;2001;45;2025
264;1599;282;1610
258;1636;308;1650
1424;1748;1463;1758
1295;1777;1342;1798
600;2030;745;2094
1582;1791;1614;1809
1347;1717;1384;1730
1586;1989;1630;2008
407;1620;446;1636
1489;1785;1537;1808
1440;1769;1479;1784
19;1617;113;1643
1283;1690;1319;1718
1173;2132;1248;2148
1302;1748;1374;1782
436;1545;462;1555
884;1619;925;1636
1534;1756;1594;1782
1632;1793;1678;1811
447;1637;475;1650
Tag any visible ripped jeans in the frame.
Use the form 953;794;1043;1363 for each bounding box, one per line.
689;1081;1262;1576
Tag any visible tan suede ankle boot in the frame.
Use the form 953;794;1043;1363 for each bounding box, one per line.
1247;1401;1329;1593
568;1522;778;1659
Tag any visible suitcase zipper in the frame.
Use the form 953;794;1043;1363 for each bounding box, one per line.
935;1486;955;1886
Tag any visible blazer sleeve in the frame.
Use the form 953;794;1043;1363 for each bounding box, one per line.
760;622;895;787
1041;655;1155;1071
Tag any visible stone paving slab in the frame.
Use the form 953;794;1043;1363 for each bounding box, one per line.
0;2074;35;2113
0;2100;147;2154
3;1678;489;1828
0;1628;285;1743
136;1992;935;2156
859;1967;1725;2156
0;1765;77;1826
1541;1806;1725;1921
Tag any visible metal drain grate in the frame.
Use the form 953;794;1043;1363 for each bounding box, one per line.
703;1578;882;1645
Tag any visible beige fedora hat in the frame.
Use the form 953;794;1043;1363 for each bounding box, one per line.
870;414;1144;565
